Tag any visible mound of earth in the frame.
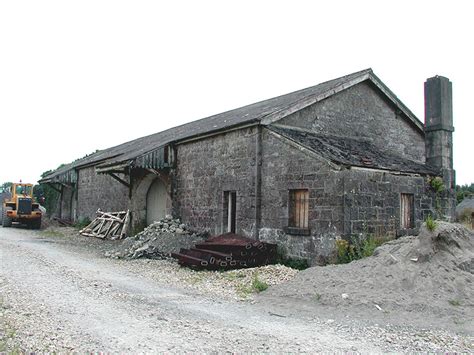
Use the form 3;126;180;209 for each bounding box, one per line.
259;222;474;333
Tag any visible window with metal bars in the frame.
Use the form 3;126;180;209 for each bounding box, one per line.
400;193;414;229
289;189;309;230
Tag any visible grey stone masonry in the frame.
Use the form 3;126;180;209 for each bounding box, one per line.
279;82;426;163
424;76;455;186
174;127;259;237
257;127;438;265
341;168;433;237
38;71;457;266
258;127;344;265
424;75;456;220
77;167;129;221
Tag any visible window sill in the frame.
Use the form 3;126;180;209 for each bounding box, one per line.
285;227;311;236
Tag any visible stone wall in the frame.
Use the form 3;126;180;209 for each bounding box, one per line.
76;167;129;220
174;127;258;236
341;168;434;237
258;128;345;265
174;124;438;266
257;128;438;265
279;81;426;163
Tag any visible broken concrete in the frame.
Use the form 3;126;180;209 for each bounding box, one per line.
105;215;208;259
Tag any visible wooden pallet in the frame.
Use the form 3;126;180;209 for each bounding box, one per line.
79;209;130;240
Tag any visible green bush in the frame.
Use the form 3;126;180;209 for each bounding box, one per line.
335;239;352;264
275;246;310;270
335;234;387;264
251;274;268;292
425;214;437;231
282;258;309;270
430;176;445;193
456;183;474;204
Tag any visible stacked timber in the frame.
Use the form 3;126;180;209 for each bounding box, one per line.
80;209;130;240
172;233;277;270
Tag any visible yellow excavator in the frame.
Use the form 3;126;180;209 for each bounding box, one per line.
1;182;42;229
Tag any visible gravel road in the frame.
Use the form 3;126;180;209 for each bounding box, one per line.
0;227;472;352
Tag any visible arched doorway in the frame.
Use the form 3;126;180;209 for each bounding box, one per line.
146;179;167;225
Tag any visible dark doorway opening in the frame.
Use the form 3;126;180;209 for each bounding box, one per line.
224;191;237;233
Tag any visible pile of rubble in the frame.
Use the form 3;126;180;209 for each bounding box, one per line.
105;215;207;259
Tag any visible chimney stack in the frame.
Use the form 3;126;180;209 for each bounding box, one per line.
424;75;455;189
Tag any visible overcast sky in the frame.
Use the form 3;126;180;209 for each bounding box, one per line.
0;1;472;185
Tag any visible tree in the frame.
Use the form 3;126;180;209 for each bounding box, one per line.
35;170;60;216
0;182;12;193
456;183;474;204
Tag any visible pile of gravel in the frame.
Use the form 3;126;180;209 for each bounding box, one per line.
105;215;208;259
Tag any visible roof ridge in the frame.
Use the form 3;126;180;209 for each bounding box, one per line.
41;68;418;181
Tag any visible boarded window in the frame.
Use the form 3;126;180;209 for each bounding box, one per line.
400;193;414;229
289;189;309;229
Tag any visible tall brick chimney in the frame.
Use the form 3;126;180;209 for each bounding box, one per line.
424;75;455;189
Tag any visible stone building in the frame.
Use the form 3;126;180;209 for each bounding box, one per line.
40;69;456;264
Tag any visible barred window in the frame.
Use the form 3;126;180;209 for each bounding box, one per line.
289;189;309;229
400;193;414;229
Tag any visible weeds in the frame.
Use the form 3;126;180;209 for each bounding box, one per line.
275;246;310;270
335;234;388;264
236;273;269;296
429;176;445;217
282;258;309;270
41;229;65;238
448;299;461;306
430;177;445;193
224;271;246;281
236;284;252;298
336;239;352;264
251;274;268;292
425;214;437;232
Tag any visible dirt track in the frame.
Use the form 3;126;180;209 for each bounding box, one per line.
0;227;472;352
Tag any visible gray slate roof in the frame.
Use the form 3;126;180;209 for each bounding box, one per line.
40;68;425;182
269;126;438;175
